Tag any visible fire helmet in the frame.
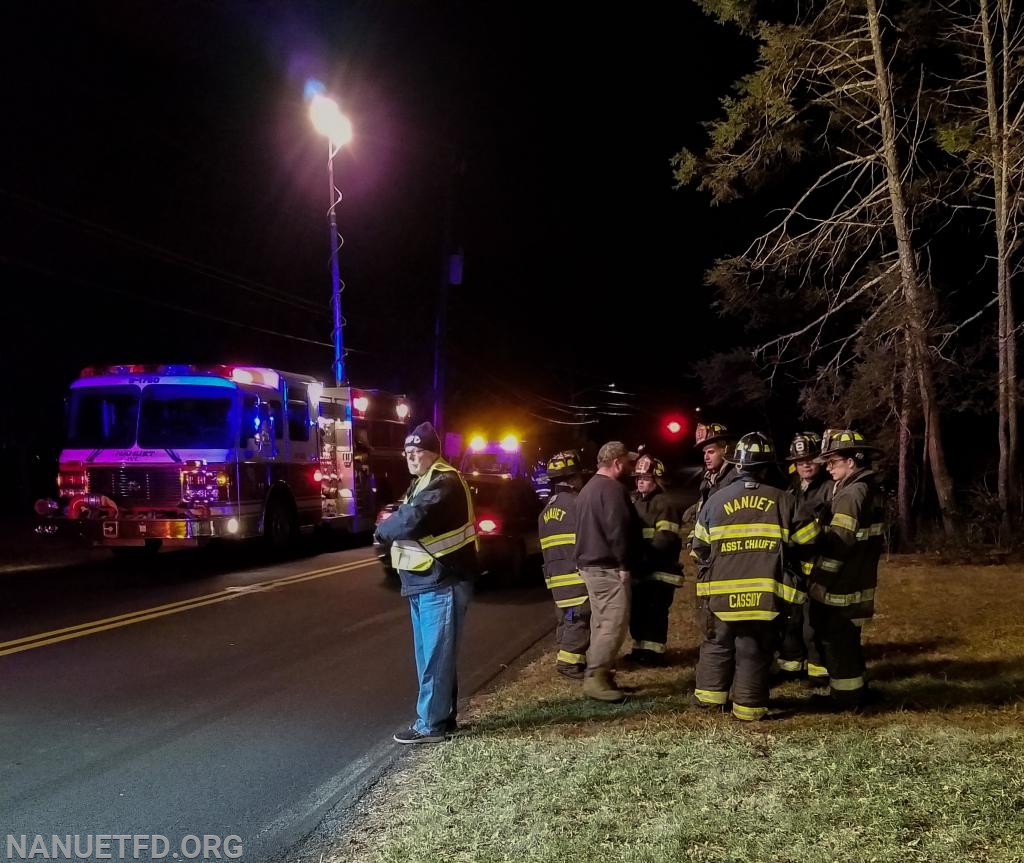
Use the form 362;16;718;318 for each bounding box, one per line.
815;429;881;463
694;422;731;450
787;431;823;462
545;449;582;479
633;454;665;479
726;431;778;468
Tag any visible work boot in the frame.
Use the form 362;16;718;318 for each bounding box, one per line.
582;668;626;703
556;663;585;680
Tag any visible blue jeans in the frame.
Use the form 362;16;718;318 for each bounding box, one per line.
408;580;473;734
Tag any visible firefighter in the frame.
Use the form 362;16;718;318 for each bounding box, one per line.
808;429;886;711
691;432;820;720
679;422;736;577
777;431;831;682
538;449;590;680
628;454;683;665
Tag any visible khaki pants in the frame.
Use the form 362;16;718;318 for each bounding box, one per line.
579;566;631;673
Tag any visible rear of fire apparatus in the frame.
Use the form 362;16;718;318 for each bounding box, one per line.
35;364;411;552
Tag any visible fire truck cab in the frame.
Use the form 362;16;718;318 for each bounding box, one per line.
35;364;410;552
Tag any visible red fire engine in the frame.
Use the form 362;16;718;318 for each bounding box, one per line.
35;364;410;552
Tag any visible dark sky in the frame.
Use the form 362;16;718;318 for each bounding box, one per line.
3;1;746;463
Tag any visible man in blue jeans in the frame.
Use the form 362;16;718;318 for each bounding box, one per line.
375;421;479;744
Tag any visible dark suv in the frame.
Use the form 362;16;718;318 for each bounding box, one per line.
373;475;542;584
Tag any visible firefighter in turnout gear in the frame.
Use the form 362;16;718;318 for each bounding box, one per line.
679;423;736;557
538;450;590;680
691;432;820;720
628;454;683;665
809;429;886;710
777;431;832;682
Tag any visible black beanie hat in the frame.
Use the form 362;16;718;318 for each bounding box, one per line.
404;421;441;453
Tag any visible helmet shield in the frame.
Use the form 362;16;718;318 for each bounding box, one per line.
787;431;822;462
727;432;777;468
546;449;582;479
633;454;665;479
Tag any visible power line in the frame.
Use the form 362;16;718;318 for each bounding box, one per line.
2;256;372;355
0;188;327;315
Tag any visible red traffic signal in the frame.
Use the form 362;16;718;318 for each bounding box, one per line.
662;415;687;439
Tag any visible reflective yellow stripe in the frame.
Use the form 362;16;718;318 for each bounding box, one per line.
693;522;711;542
791;521;820;544
650;571;683;586
634;639;665;653
807;663;829;678
708;523;788;541
696;578;803;604
697;577;778;594
390;541;433;571
694;688;728;705
777;658;805;672
831;512;858;533
714;610;779;621
819;587;875;607
831;675;865;691
732;703;767;721
642;527;655;539
422;523;477;556
818;557;844;573
777;583;806;604
554;594;588;608
557;649;586;664
855;522;885;540
540;533;575;549
800;560;814;575
655;520;680;533
545;572;585;588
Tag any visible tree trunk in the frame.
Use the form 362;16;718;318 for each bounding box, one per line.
982;0;1015;545
897;339;914;548
867;0;959;538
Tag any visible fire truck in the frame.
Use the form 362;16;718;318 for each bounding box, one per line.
34;363;411;552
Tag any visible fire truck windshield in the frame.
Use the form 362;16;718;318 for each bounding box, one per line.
65;385;235;449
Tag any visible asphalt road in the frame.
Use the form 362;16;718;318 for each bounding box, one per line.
0;539;554;862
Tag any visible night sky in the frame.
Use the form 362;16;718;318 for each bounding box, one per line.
3;1;749;497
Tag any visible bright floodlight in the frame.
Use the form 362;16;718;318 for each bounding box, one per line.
309;94;353;145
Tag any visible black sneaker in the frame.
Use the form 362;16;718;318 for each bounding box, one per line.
393;727;446;744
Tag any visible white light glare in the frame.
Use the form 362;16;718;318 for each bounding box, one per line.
309;94;353;145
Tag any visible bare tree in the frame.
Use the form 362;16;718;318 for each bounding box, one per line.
677;0;959;536
935;0;1022;544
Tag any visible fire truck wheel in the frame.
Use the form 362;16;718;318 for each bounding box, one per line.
264;494;299;550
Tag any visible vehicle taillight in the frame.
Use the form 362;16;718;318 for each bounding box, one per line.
477;517;499;534
57;471;88;498
181;465;231;503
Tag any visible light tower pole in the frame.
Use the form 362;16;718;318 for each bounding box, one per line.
309;92;353;386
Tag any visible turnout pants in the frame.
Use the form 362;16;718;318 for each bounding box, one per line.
629;578;676;654
553;597;591;671
695;610;777;721
809;601;867;706
777;601;827;678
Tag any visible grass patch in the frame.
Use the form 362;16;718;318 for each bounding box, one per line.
320;559;1024;863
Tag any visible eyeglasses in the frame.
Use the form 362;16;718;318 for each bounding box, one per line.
825;458;845;468
405;448;426;458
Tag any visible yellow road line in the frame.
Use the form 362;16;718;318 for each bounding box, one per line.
0;557;376;658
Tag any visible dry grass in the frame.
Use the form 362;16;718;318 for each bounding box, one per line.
298;558;1024;863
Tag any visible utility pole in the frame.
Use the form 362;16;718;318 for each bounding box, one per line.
432;158;464;437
